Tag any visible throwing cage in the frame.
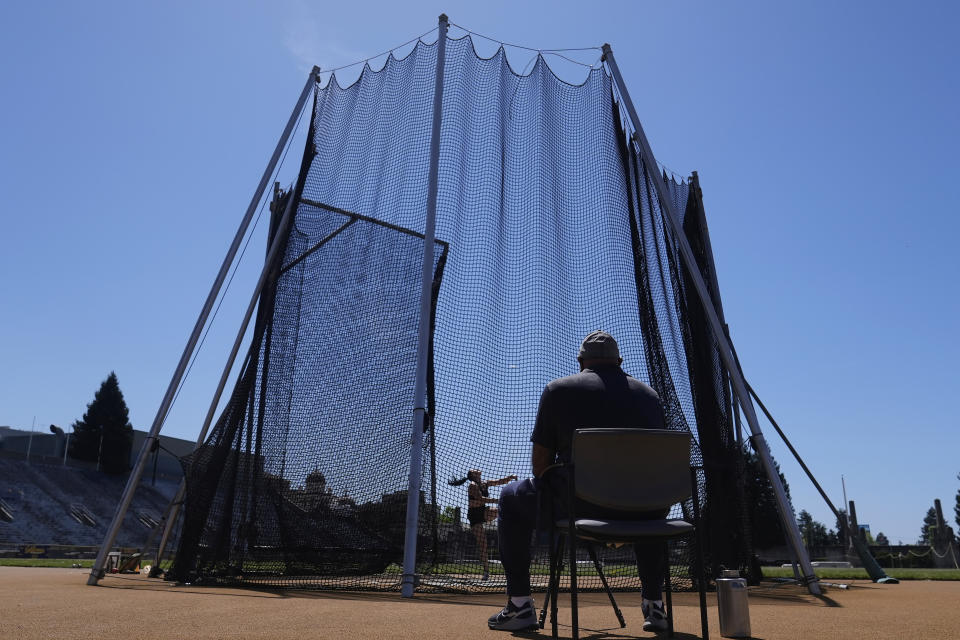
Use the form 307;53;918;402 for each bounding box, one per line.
90;16;820;595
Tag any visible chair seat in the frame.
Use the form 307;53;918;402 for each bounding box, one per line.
556;517;694;540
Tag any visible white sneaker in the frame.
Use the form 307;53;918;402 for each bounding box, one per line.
642;600;668;632
487;599;538;631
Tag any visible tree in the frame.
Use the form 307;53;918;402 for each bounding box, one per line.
874;532;889;546
797;510;833;547
437;506;459;524
835;509;849;548
797;510;814;547
919;507;937;545
955;473;960;543
69;372;134;474
742;446;792;549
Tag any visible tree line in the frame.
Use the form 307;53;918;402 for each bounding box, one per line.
745;448;960;549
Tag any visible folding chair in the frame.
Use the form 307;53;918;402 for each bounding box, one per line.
540;428;709;640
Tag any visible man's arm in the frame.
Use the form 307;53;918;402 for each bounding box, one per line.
530;383;559;478
531;443;554;478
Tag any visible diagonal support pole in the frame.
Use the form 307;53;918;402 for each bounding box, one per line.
602;44;821;595
150;186;302;572
401;13;449;598
87;66;319;585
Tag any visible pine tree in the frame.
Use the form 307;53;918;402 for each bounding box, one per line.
68;372;134;474
955;473;959;543
835;509;849;547
919;506;937;545
797;510;832;547
797;510;815;547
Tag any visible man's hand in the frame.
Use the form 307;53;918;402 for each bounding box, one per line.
531;443;554;478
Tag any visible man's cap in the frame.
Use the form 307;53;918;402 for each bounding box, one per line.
577;330;620;362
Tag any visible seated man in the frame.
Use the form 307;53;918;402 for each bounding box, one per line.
487;330;669;632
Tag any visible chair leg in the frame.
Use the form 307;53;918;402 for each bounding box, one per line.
587;545;625;628
663;541;674;638
569;525;579;640
690;468;710;640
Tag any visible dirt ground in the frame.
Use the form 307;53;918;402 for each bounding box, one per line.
1;567;958;639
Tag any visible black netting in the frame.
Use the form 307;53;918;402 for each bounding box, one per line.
168;32;750;591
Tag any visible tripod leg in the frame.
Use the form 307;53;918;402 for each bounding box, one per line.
588;545;625;627
540;534;558;629
551;536;565;638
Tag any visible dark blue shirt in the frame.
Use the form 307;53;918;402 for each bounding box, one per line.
530;364;665;464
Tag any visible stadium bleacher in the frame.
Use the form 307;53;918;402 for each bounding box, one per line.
0;457;179;550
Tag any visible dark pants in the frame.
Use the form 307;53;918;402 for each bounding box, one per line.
497;478;666;600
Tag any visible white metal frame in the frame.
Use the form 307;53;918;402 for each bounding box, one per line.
401;13;449;599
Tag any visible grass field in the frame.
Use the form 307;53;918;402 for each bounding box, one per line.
0;558;94;568
762;566;960;581
3;557;958;581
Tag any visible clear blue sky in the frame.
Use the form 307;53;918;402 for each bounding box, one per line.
1;0;957;546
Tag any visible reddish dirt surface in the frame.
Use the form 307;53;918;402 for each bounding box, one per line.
1;567;959;639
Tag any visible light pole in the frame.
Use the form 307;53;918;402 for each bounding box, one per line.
97;425;105;473
26;417;36;463
49;425;69;465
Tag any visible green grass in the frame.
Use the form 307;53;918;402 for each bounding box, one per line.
418;562;691;579
13;558;954;581
0;558;94;568
762;566;960;581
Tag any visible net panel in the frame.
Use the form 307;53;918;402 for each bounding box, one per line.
169;32;751;591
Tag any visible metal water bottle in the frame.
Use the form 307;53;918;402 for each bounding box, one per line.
716;569;751;638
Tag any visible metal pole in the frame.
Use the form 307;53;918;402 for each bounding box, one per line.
26;417;35;462
87;67;319;585
401;13;448;598
841;475;850;549
63;431;70;466
732;378;743;446
151;187;300;570
602;44;821;595
747;383;844;519
841;476;848;513
153;483;184;573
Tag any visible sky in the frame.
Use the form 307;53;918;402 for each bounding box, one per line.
1;0;958;547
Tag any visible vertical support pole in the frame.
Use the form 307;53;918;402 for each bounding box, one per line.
401;13;448;598
842;476;852;554
26;419;35;462
87;67;319;586
602;44;821;595
848;500;860;542
152;483;184;573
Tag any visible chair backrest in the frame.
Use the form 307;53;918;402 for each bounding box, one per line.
572;428;692;512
